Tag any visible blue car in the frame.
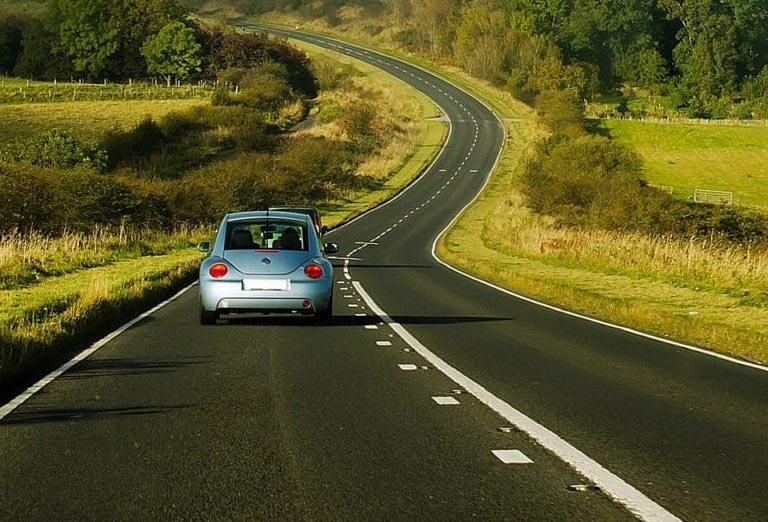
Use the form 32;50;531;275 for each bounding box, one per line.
198;211;339;325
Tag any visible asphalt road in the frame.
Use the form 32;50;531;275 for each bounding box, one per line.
2;27;767;522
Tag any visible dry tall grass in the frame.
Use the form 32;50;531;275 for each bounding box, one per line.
0;224;210;290
485;192;768;304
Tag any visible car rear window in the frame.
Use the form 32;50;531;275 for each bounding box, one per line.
225;220;308;251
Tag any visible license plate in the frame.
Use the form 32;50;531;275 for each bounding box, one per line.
242;279;289;291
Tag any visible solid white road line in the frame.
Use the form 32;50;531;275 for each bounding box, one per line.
353;281;681;522
0;283;197;422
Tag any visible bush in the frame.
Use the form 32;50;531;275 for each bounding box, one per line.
521;135;650;229
0;162;170;234
534;90;587;139
1;129;107;172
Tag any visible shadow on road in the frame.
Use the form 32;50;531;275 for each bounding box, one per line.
221;314;513;327
2;404;194;425
60;356;211;381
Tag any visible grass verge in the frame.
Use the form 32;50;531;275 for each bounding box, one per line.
0;250;202;396
437;90;768;365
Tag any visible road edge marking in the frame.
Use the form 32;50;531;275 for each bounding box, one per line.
0;283;197;422
353;280;681;522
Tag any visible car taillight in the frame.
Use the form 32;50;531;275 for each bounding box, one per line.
304;264;323;279
209;263;228;278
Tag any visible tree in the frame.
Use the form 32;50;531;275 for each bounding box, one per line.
454;4;509;82
411;0;456;58
0;16;27;75
142;21;202;86
207;32;318;98
13;20;74;80
108;0;188;79
47;0;121;79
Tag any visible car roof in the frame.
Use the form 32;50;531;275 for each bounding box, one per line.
225;210;311;223
267;205;319;215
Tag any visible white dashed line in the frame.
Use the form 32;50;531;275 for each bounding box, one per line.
353;281;681;522
398;364;418;371
432;396;460;405
492;450;533;464
376;341;392;346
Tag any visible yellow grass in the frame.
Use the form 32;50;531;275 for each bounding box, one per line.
0;99;209;145
0;225;209;290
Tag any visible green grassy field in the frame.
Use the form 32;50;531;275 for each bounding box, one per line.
0;98;210;145
602;119;768;209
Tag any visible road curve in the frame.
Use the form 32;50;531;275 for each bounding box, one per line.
1;27;767;522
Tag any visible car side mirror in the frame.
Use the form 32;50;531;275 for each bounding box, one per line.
324;243;339;255
321;225;329;235
197;241;211;253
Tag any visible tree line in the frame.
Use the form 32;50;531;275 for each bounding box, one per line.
220;0;768;118
0;0;315;93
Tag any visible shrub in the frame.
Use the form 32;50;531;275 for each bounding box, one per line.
0;162;170;234
534;89;587;139
1;129;107;172
0;163;63;234
521;135;650;229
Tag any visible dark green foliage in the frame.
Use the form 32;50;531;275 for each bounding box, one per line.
675;204;768;245
206;31;318;98
276;136;360;200
101;117;165;169
44;0;188;81
0;130;108;172
12;19;74;80
217;63;296;113
0;16;27;75
47;0;122;79
4;0;187;82
521;135;649;229
162;131;364;224
108;0;188;79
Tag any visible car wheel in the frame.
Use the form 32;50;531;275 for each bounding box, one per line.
315;294;333;325
200;303;218;325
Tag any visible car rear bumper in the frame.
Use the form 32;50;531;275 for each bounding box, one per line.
200;280;332;313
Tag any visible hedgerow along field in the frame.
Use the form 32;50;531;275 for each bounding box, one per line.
602;119;768;210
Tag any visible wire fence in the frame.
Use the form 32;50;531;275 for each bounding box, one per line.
0;78;215;104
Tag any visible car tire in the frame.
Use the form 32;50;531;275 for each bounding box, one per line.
200;303;218;325
315;294;333;325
